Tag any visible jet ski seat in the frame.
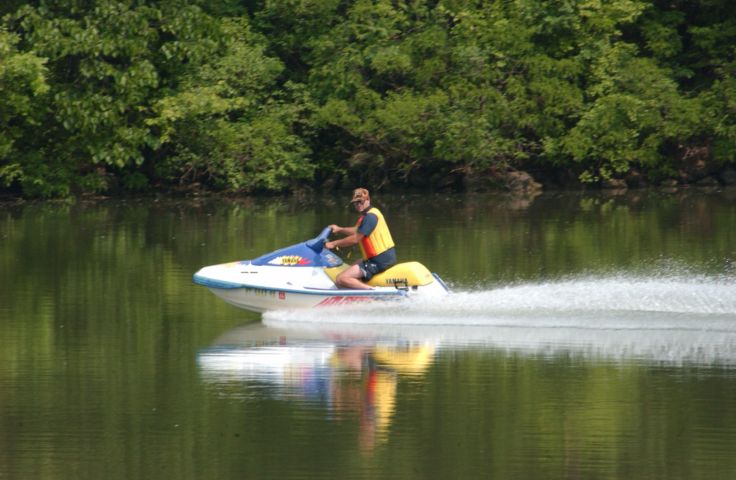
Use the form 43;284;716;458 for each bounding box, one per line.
324;261;435;288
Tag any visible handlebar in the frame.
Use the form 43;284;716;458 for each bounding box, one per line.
306;226;332;252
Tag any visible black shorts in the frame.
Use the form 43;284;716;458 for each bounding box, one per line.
358;248;396;281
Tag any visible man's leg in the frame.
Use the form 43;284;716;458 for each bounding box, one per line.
335;264;372;289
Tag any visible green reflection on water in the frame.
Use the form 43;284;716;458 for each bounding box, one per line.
1;190;735;480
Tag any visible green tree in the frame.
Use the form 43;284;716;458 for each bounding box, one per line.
552;43;700;181
0;27;48;190
147;18;314;192
2;0;735;197
4;1;226;196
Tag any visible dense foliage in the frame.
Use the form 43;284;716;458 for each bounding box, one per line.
1;0;735;197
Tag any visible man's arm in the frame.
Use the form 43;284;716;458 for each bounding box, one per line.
326;214;376;250
330;224;357;236
325;231;364;250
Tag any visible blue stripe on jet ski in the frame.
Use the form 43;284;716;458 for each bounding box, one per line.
433;273;451;292
193;274;245;290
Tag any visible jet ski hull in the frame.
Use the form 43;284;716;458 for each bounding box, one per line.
199;283;407;313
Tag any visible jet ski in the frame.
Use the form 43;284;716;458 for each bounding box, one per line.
193;226;450;313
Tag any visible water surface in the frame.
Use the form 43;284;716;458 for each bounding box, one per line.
1;190;735;479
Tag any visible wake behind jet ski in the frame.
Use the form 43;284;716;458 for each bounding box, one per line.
192;226;450;313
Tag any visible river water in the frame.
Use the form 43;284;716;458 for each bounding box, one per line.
1;190;735;479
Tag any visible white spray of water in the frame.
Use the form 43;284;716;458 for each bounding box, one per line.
261;274;736;366
266;274;736;326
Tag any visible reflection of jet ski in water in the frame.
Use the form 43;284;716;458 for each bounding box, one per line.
197;322;436;449
197;322;437;381
197;322;437;400
193;226;450;313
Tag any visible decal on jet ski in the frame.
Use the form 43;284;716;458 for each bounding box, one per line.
317;296;373;306
248;288;276;297
268;255;312;266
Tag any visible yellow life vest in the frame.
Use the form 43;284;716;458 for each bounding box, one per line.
356;207;395;260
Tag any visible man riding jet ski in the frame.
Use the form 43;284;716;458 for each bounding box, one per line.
192;189;449;313
325;188;397;290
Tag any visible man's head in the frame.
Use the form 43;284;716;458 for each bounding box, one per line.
350;188;370;211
